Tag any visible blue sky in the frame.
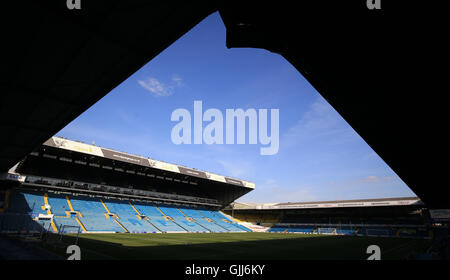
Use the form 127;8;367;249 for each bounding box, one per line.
57;12;416;203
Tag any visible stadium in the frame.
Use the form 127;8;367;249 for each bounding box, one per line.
1;0;448;265
0;137;447;260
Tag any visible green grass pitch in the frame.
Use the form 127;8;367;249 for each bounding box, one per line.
46;232;430;260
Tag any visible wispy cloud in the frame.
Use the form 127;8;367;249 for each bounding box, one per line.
281;96;354;150
362;151;378;161
171;75;183;87
138;77;172;97
137;75;184;97
357;175;395;184
217;159;252;178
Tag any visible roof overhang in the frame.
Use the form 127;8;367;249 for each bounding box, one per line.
41;137;254;189
231;197;423;210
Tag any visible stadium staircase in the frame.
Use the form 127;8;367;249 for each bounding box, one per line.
127;201;161;233
217;212;251;232
199;209;232;232
218;211;252;232
45;194;85;233
100;199;129;233
132;203;186;233
177;208;212;232
104;199;162;233
200;210;245;232
69;196;124;232
158;205;205;232
182;208;227;232
43;193;58;232
65;196;87;233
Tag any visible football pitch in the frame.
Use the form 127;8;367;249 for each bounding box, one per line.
44;232;431;260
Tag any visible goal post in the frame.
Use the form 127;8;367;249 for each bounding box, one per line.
58;225;81;245
317;227;336;235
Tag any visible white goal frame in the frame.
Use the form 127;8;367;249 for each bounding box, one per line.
317;227;336;234
58;225;81;245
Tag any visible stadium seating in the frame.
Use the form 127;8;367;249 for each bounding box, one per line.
268;225;356;235
46;194;70;216
198;209;246;232
215;212;252;232
53;216;82;233
2;189;430;240
181;208;229;232
268;226;316;233
132;203;187;233
288;226;316;233
335;228;356;235
231;212;280;224
69;196;124;232
269;225;423;237
8;189;46;215
268;227;287;233
104;199;160;233
396;228;428;238
1;189;252;234
0;189;48;232
356;227;396;237
158;205;207;232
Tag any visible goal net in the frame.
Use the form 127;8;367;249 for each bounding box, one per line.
317;227;336;234
58;225;81;245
